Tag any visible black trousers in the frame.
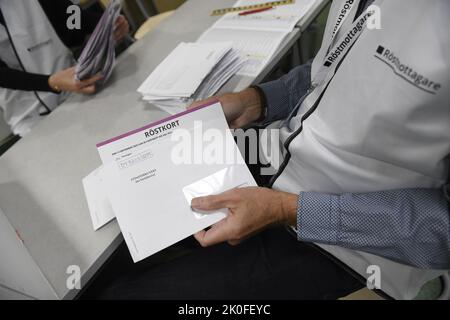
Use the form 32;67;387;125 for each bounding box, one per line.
81;129;363;300
81;228;363;300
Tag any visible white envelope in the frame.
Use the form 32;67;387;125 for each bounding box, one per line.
96;102;257;262
183;167;250;219
82;165;115;231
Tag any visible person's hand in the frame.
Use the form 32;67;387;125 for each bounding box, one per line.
191;187;298;247
48;67;103;94
189;87;263;129
114;15;130;43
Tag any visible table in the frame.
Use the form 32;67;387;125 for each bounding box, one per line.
0;0;326;300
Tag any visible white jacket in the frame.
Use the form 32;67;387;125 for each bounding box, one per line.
0;0;73;136
272;0;449;299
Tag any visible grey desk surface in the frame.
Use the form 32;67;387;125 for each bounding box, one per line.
0;0;322;300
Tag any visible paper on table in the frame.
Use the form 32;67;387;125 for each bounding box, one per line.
96;102;257;262
213;0;316;32
142;49;245;106
198;0;317;77
138;42;233;97
143;103;187;116
193;48;246;98
198;27;287;77
82;165;115;231
75;0;121;84
138;42;246;114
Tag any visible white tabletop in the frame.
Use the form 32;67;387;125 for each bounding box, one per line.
0;0;322;299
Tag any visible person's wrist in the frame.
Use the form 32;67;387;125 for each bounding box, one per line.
250;86;267;122
239;87;264;122
48;75;62;93
280;192;299;226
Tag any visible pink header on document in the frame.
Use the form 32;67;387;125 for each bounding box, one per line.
96;100;220;148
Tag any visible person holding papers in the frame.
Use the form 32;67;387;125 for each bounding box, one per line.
0;0;129;136
188;0;449;298
89;0;448;300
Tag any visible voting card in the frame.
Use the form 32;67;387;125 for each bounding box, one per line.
96;101;257;262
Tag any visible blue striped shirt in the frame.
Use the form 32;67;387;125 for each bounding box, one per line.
257;62;450;270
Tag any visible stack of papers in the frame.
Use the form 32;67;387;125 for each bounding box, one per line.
198;0;316;77
83;102;257;262
75;0;121;84
137;42;246;114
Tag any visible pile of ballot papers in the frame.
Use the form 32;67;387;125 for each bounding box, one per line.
75;0;121;84
137;42;246;114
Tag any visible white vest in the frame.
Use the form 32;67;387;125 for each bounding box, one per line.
0;0;73;136
273;0;450;299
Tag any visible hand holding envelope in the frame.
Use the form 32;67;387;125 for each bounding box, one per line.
191;187;299;247
48;67;103;94
84;102;259;262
